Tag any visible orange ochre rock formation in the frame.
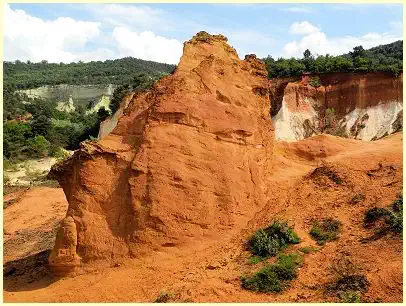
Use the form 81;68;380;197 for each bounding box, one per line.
49;32;274;273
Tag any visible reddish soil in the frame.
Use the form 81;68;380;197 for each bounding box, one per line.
3;133;402;302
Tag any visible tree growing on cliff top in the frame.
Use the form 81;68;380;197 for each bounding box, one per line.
263;40;402;78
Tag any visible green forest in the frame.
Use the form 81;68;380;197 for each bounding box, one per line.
3;41;403;168
263;40;403;78
3;57;173;166
4;57;175;89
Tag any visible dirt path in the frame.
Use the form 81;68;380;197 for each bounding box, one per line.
3;133;402;302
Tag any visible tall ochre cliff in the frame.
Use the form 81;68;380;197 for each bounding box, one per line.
271;72;403;141
48;32;274;274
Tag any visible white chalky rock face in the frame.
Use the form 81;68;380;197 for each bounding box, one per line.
273;100;402;142
343;101;403;141
272;73;402;142
273;97;318;142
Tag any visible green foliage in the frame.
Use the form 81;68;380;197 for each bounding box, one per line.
249;221;300;257
310;218;342;245
3;57;175;166
310;76;321;87
364;207;391;224
50;147;70;161
363;195;403;237
248;255;264;265
155;292;173;303
389;195;403;233
3;121;32;160
351;193;366;204
30;114;52;138
110;84;130;114
299;246;319;254
327;257;369;301
263;40;402;78
241;267;282;293
4;57;175;89
350;46;366;59
340;290;362;303
97;107;111;121
241;253;304;293
27;135;51;157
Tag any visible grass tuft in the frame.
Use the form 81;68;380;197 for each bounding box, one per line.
310;218;341;245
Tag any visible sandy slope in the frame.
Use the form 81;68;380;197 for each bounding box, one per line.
3;133;402;302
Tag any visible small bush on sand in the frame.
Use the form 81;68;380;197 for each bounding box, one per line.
389;195;403;233
241;253;303;293
299;246;319;254
364;207;391;224
340;290;362;303
310;218;341;245
326;257;369;301
351;193;365;204
155;292;173;303
364;195;402;235
249;221;300;257
50;147;71;161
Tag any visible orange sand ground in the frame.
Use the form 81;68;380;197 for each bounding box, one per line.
3;133;402;302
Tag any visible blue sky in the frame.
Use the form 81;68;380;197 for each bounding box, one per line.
4;3;403;64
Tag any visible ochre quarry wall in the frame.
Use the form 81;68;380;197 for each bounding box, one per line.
272;72;403;141
48;32;274;274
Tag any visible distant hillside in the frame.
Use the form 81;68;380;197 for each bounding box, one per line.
264;40;403;78
3;57;176;89
360;40;402;60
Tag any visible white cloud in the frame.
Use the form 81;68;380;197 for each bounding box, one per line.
283;6;314;14
4;4;101;63
4;4;184;64
86;4;174;32
289;21;320;35
112;27;183;65
283;20;402;58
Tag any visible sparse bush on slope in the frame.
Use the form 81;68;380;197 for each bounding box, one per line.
310;218;342;245
249;221;300;257
241;253;304;293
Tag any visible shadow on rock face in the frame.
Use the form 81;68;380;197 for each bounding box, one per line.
3;250;61;292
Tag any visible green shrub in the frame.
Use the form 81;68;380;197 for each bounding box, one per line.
299;246;319;254
27;135;50;158
362;196;402;242
329;257;369;291
271;253;304;280
241;253;303;293
241;267;282;293
310;218;341;245
392;195;403;212
50;147;70;161
351;193;365;204
155;292;173;303
249;221;300;257
3;159;19;171
310;76;321;87
340;290;362;303
364;207;391;224
388;195;403;233
248;255;264;265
